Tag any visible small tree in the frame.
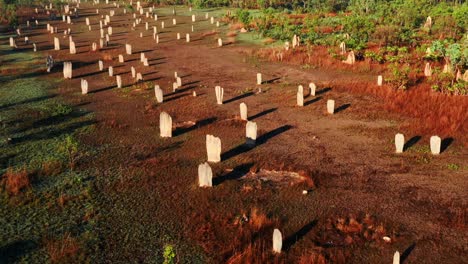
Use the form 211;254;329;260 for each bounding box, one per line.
429;40;466;69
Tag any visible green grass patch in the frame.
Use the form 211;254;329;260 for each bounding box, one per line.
0;41;97;262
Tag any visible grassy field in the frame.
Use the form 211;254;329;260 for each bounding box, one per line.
1;2;466;263
0;39;97;262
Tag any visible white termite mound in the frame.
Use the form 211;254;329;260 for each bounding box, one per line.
206;135;221;163
159;112;172;138
198;162;213;187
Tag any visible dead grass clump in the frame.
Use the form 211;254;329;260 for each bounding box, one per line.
46;233;80;263
262;38;275;45
230;23;243;30
102;53;113;61
41;160;64;176
2;168;31;195
249;207;273;231
298;251;327;264
226;31;238;37
226;241;274;264
202;30;219;37
319;213;392;247
57;193;74;208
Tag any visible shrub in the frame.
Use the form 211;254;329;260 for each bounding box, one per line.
41;159;64;176
58;135;79;170
387;63;411;90
342;15;375;49
46;233;80;263
2;168;31;195
236;9;251;26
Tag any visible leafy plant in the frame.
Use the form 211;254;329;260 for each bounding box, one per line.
163;244;176;264
58;135;79;170
236;9;251;26
447;163;460;170
387;63;411;90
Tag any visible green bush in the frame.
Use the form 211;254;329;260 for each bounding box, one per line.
236;9;251;25
342;15;375;49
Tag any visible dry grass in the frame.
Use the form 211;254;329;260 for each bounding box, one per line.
226;242;278;264
226;31;238;37
249;207;273;231
298;251;327;264
102;53;113;61
332;82;468;144
254;46;467;143
202;30;219;37
2;168;31;195
262;38;276;45
230;23;244;30
225;208;280;263
45;233;80;263
41;160;64;176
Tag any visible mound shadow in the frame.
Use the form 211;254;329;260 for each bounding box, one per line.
222;125;292;161
213;163;254;185
223;92;253;104
404;136;421;151
283;220;318;251
173;117;217;137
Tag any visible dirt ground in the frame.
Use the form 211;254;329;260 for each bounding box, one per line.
4;3;467;263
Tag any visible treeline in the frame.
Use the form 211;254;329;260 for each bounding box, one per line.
0;0;35;25
153;0;466;11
